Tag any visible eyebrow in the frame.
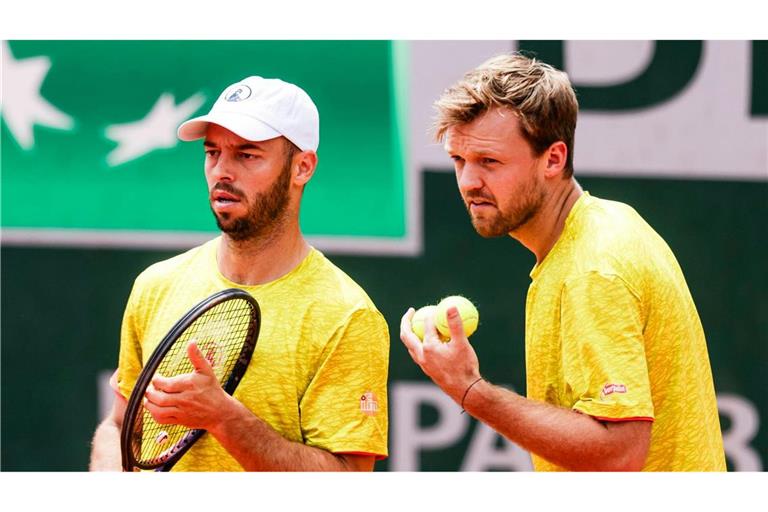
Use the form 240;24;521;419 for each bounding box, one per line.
444;144;501;158
203;141;266;151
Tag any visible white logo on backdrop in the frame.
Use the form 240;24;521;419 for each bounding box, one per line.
409;40;767;180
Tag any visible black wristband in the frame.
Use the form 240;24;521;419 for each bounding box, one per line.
460;377;484;414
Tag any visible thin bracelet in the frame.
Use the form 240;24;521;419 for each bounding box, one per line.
460;377;484;414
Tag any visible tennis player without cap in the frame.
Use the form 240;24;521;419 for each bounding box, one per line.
90;76;389;471
400;53;726;472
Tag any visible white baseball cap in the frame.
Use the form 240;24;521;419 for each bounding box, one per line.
177;76;320;151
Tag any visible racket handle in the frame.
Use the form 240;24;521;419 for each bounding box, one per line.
154;428;206;471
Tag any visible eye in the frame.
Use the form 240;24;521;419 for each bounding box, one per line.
239;152;259;160
482;157;499;165
204;149;219;157
451;155;464;163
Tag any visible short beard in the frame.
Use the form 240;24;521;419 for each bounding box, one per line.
467;175;545;238
211;155;293;243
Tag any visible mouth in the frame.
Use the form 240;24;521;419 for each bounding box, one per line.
467;198;496;211
211;189;244;211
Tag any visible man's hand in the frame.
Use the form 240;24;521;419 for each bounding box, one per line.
143;341;231;431
400;305;482;404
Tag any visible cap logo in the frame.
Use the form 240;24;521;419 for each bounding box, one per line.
224;84;252;102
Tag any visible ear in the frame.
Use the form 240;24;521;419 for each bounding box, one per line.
293;151;318;186
543;141;567;179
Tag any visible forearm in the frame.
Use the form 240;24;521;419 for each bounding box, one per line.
209;396;359;471
463;380;646;471
89;419;123;471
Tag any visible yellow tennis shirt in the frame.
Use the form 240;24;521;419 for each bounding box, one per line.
525;193;725;471
116;238;389;471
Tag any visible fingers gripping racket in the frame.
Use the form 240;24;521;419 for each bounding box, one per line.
120;288;260;472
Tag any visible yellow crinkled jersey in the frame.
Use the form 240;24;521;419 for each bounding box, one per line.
116;238;389;471
525;193;725;471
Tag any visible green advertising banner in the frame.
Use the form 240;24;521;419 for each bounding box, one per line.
2;40;407;248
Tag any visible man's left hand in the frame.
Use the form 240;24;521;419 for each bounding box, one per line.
400;306;482;404
143;341;231;430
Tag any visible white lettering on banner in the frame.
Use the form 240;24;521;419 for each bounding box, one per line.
391;381;531;471
461;422;533;471
96;376;764;471
390;382;470;470
718;393;763;471
410;40;767;180
573;41;767;178
566;41;656;86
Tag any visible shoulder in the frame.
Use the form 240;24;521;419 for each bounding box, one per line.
132;238;217;295
301;249;380;311
291;249;387;335
574;195;650;242
557;194;687;305
568;195;667;271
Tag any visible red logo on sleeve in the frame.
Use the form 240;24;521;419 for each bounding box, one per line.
601;383;627;397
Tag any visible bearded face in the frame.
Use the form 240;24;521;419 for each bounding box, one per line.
209;154;293;242
463;163;546;238
445;108;551;239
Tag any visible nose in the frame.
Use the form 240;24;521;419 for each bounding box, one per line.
208;153;235;182
457;162;484;193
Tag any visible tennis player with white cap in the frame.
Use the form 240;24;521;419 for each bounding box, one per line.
90;76;390;471
178;76;320;151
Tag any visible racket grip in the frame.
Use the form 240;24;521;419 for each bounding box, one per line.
154;428;206;471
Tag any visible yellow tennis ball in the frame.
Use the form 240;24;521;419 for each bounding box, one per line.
411;305;437;341
435;295;479;339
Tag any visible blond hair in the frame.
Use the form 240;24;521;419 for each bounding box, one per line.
434;53;578;177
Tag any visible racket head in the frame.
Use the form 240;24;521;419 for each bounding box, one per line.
120;288;260;471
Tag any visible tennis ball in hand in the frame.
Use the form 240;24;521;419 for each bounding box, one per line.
411;305;437;341
435;295;479;339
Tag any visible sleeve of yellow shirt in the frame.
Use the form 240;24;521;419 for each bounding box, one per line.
559;271;654;422
116;278;145;400
298;307;390;458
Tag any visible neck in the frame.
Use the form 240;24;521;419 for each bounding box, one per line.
511;178;582;264
217;219;310;286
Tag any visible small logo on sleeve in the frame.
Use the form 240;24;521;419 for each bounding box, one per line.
360;391;379;416
601;383;627;398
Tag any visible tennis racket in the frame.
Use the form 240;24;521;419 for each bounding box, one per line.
120;288;260;472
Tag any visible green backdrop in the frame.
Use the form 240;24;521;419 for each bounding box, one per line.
2;40;406;238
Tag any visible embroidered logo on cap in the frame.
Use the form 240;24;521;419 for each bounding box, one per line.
601;383;627;398
224;84;252;102
360;391;379;416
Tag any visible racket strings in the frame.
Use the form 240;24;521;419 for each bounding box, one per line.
131;297;256;466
